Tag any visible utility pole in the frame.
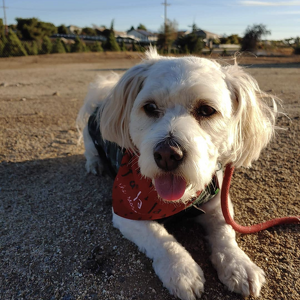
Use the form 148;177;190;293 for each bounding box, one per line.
161;0;170;53
162;0;170;37
1;0;8;35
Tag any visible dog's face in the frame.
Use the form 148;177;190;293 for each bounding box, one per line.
129;58;234;201
100;50;276;202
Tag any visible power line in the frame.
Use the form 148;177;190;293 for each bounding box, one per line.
2;4;158;12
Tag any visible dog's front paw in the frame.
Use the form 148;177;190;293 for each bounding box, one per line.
212;248;265;297
85;156;103;175
153;251;205;300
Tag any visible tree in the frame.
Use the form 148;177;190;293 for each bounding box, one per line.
41;36;52;54
241;24;271;52
105;31;120;51
0;19;4;37
128;26;135;32
228;34;241;44
220;34;241;45
62;40;71;53
0;19;5;56
294;37;300;55
24;41;39;55
176;23;204;54
16;18;57;41
0;35;7;56
132;42;141;52
120;40;127;51
137;24;147;31
71;36;87;52
57;24;68;34
2;30;27;56
52;38;66;53
81;27;97;36
104;20;120;51
157;19;178;53
90;41;103;52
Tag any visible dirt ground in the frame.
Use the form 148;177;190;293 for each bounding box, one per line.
0;52;299;300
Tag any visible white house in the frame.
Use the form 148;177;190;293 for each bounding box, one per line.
194;29;220;40
127;29;158;43
67;25;82;35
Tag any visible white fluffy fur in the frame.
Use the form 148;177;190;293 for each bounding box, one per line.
77;48;277;299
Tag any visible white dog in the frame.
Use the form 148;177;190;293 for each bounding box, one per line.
77;48;277;300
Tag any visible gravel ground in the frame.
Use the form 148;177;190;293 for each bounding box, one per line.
0;53;299;300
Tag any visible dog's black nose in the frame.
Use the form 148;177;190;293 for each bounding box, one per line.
153;140;184;171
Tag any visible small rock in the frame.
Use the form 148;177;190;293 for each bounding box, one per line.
53;91;60;96
0;82;8;87
20;98;26;101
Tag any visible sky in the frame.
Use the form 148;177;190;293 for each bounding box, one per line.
1;0;300;40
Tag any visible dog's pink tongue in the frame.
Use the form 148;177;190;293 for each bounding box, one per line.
154;174;186;201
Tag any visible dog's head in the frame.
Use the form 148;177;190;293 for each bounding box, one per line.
100;48;277;202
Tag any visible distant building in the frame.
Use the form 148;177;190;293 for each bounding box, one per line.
127;29;158;43
67;25;82;35
114;30;129;38
192;29;220;47
194;29;220;41
177;30;191;38
92;25;107;36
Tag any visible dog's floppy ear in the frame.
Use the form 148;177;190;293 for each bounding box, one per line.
100;62;152;150
223;64;277;168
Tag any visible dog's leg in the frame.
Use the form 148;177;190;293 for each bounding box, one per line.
113;211;205;300
82;125;103;175
197;172;265;297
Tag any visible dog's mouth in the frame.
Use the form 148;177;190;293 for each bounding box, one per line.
154;174;187;201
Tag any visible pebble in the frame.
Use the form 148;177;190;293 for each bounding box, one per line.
53;91;60;96
0;82;8;87
20;98;26;101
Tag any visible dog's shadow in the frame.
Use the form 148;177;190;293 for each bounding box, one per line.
0;155;244;300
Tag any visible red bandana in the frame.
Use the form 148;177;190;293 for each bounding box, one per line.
112;152;200;220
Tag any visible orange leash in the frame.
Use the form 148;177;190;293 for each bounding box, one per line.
221;164;300;234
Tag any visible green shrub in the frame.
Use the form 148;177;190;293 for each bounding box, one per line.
294;37;300;54
176;32;204;54
132;42;140;52
120;40;127;52
71;36;87;52
2;30;27;56
52;38;66;53
0;35;7;56
16;17;57;41
105;31;120;51
41;36;52;54
90;41;103;52
57;24;68;34
222;49;228;56
24;41;39;55
61;40;71;53
183;44;189;54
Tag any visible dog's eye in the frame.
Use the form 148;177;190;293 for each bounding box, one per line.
196;105;216;117
144;102;159;117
